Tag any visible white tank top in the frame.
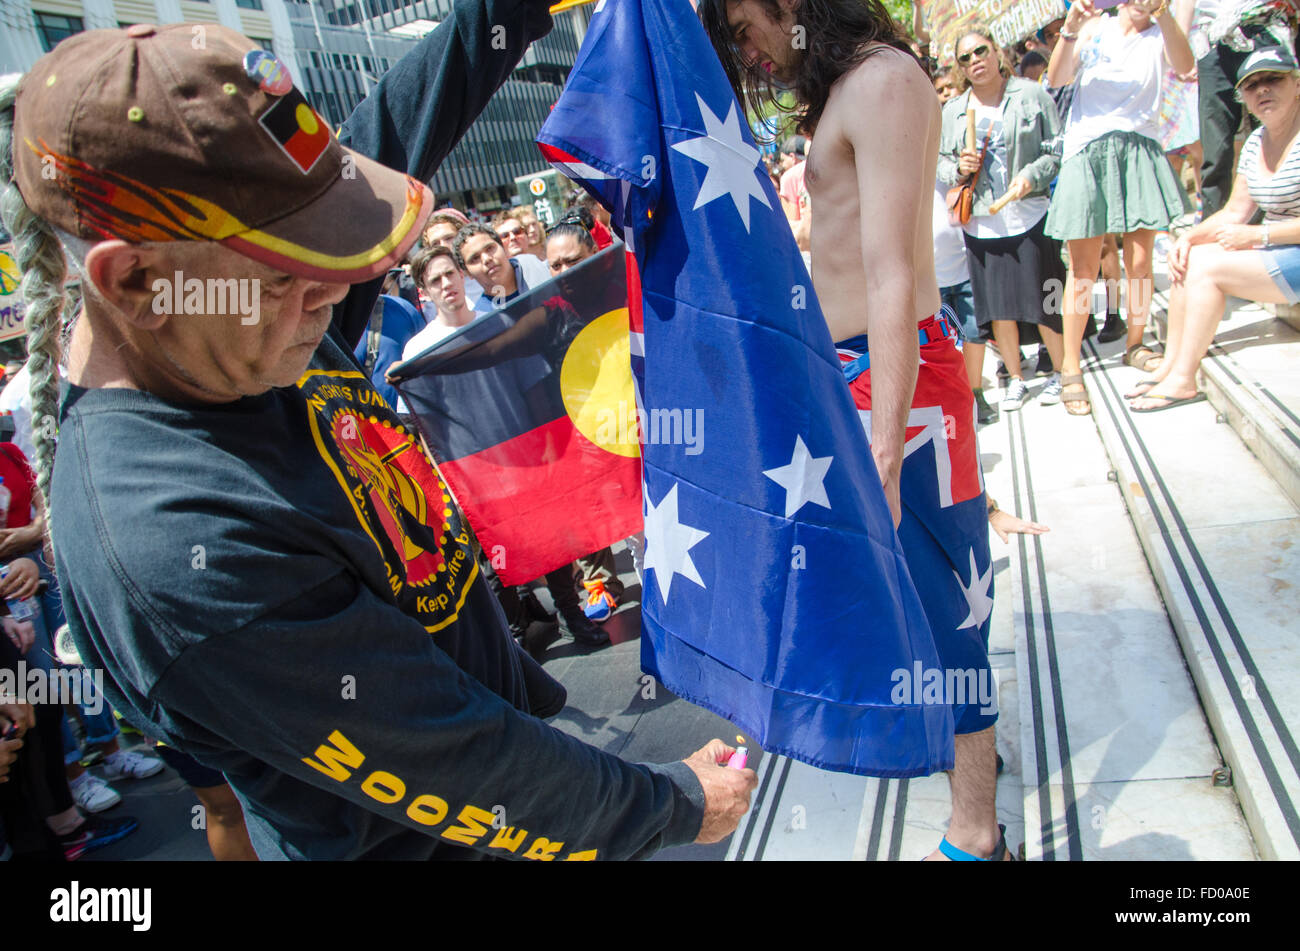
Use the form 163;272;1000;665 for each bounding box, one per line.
1062;17;1167;162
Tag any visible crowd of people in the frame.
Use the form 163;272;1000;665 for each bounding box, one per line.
1;0;1297;867
906;0;1299;418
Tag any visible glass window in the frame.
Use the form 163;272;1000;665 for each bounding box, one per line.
34;13;84;53
234;0;264;9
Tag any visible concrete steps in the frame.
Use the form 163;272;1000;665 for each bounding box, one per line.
1082;330;1299;860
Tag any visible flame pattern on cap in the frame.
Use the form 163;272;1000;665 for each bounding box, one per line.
25;138;431;280
26;139;243;243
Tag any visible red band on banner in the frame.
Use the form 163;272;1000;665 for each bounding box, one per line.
440;416;643;584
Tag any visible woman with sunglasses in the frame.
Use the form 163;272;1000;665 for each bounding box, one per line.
1044;0;1195;416
1129;48;1300;411
939;27;1068;414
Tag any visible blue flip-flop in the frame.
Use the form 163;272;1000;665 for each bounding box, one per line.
937;824;1013;861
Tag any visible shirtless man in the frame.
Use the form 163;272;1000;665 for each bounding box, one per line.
700;0;1009;860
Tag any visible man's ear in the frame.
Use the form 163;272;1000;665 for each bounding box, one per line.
82;241;171;331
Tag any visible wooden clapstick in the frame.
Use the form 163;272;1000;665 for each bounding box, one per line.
965;107;977;154
988;190;1019;215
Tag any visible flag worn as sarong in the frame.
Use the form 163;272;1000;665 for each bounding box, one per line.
537;0;954;776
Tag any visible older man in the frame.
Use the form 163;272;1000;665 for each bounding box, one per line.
7;8;753;861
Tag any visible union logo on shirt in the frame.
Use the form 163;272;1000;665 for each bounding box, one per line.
298;367;478;633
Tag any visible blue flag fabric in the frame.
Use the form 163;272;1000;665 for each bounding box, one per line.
538;0;954;776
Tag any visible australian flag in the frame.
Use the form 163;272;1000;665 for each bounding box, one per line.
539;0;954;775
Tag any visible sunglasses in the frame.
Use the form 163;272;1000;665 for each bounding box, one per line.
957;44;991;66
496;226;526;239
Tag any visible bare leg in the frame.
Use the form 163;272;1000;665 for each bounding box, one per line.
1062;237;1104;412
925;726;1008;860
1123;229;1156;353
1039;325;1064;371
991;321;1022;380
46;805;82;836
963;341;987;391
1186;142;1204;205
193;783;258;861
1131;245;1288;408
1101;234;1122;315
1127;281;1184;396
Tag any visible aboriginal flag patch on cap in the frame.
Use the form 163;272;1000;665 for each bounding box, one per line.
259;88;331;174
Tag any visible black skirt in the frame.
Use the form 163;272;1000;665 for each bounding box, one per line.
964;214;1087;345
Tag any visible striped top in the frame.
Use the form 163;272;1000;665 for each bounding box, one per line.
1240;126;1300;221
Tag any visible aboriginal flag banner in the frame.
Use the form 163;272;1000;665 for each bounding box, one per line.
389;246;642;585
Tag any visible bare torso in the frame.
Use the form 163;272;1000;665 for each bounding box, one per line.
805;45;941;343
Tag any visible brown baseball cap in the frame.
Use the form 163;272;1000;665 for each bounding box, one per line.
12;23;433;283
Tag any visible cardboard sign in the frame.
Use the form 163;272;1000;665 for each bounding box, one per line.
922;0;1068;65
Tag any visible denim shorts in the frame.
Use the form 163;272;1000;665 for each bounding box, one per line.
939;280;987;344
1261;245;1300;304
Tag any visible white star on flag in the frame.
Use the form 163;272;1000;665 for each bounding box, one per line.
763;435;833;518
670;93;772;232
643;483;709;602
954;547;994;630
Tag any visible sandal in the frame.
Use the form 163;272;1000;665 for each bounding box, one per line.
1130;391;1207;414
937;824;1015;861
1125;378;1161;399
1124;343;1162;372
1061;373;1091;416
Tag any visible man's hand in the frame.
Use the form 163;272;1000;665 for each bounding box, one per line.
0;557;40;601
957;148;982;177
683;739;757;844
990;508;1050;544
874;450;903;528
1214;224;1263;252
3;617;34;655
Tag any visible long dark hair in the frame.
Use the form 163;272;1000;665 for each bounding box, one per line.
698;0;914;138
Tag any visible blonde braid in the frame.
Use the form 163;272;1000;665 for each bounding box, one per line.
0;73;67;548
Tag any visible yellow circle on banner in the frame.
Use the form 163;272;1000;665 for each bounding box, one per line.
0;252;19;296
560;307;640;458
296;103;318;136
529;177;547;196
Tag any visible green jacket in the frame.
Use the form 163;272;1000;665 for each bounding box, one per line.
937;77;1062;216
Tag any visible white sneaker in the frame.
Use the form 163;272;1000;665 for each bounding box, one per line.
69;772;122;814
100;750;164;781
1001;378;1029;411
1040;373;1062;406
